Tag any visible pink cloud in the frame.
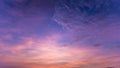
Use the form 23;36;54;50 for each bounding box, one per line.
0;33;99;68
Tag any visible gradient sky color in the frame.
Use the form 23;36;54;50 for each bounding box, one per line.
0;0;120;68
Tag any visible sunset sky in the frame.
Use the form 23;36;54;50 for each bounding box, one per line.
0;0;120;68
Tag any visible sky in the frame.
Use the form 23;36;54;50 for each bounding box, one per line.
0;0;120;68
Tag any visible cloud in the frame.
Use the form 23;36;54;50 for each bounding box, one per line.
52;1;120;67
53;0;120;49
0;37;120;68
0;31;119;68
0;33;98;68
53;0;120;32
0;0;120;68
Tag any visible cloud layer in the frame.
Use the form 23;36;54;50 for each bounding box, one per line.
0;0;120;68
